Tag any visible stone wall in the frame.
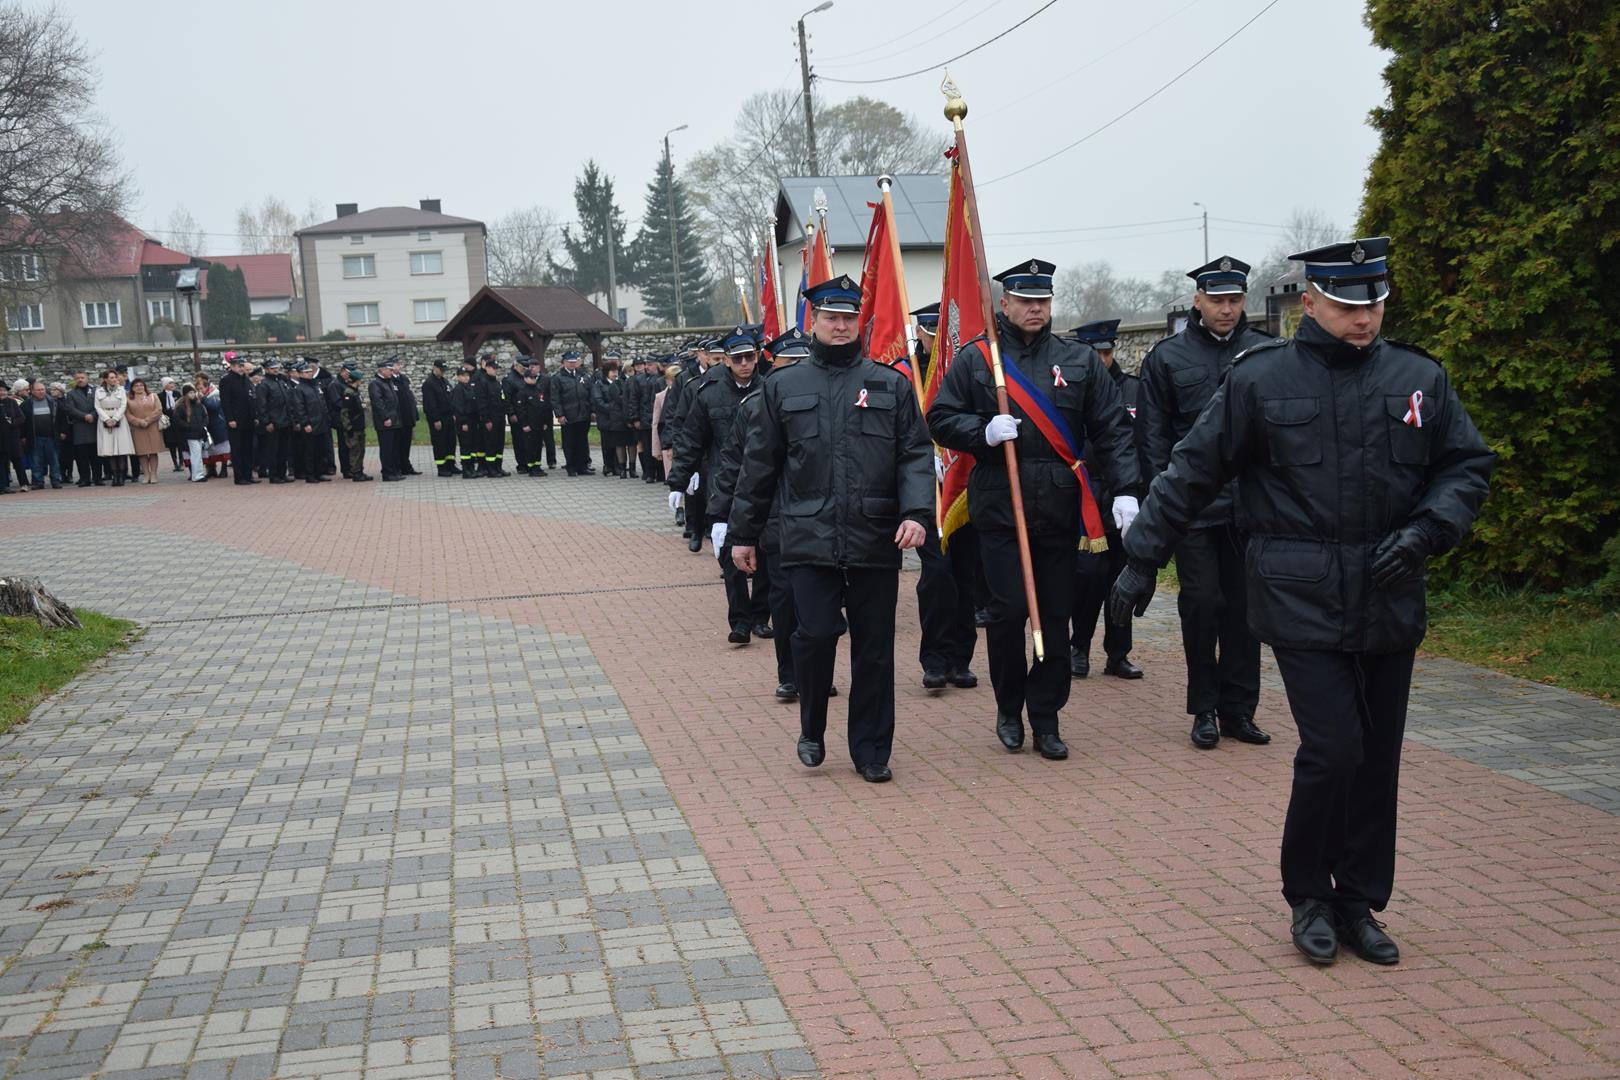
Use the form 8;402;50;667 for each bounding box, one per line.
0;327;735;387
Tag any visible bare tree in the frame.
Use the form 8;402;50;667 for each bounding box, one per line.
1250;207;1343;293
487;205;563;286
162;204;207;256
234;195;322;291
0;3;132;347
1053;262;1188;326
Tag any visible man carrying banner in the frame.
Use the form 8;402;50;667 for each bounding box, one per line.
729;276;933;782
927;259;1141;760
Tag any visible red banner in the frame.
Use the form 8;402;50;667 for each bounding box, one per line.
928;147;983;549
808;221;834;289
760;245;781;342
856;199;909;365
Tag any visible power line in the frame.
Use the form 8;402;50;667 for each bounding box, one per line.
818;0;1059;85
714;90;804;185
816;0;1003;70
986;215;1200;237
981;0;1282;186
977;0;1205;121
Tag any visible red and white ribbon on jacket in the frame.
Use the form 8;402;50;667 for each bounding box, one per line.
1051;364;1067;388
854;388;869;408
1402;390;1423;428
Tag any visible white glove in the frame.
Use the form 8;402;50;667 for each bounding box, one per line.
711;522;727;553
686;472;700;495
934;454;945;482
985;414;1021;446
1112;495;1139;537
668;491;682;513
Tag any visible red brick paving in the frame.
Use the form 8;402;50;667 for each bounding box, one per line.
12;478;1620;1078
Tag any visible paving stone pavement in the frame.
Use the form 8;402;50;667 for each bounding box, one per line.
2;459;1618;1078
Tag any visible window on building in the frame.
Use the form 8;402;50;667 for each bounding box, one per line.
5;303;43;332
82;301;121;328
413;299;446;323
148;298;175;322
0;253;41;282
350;234;365;245
346;302;380;327
417;230;431;241
410;251;442;275
342;254;375;278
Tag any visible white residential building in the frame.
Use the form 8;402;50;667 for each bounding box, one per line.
297;200;487;339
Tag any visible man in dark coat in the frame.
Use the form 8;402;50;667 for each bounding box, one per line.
1137;256;1276;749
450;365;481;478
335;363;372;481
292;361;332;484
474;354;509;477
421;358;458;476
368;357;404;481
218;354;256;484
926;259;1142;762
500;354;533;474
391;363;420;475
254;357;294;483
304;358;338;476
62;371;105;486
1067;319;1145;681
1112;237;1494;967
550;350;594;476
729;277;934;783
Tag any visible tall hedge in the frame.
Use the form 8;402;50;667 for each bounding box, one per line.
1359;2;1620;586
202;265;251;343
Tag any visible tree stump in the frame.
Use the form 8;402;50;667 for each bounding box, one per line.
0;576;82;629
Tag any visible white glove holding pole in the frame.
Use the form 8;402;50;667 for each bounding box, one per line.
1112;495;1139;537
668;491;682;513
711;522;727;555
985;414;1021;446
686;472;700;495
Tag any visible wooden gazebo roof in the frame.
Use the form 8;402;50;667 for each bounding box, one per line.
437;285;621;362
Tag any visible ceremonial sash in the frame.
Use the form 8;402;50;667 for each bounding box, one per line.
981;344;1109;551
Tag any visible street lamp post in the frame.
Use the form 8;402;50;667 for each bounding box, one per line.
797;2;834;173
1193;201;1209;263
664;124;689;328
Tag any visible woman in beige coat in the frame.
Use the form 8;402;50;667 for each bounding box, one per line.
125;378;164;483
94;370;134;486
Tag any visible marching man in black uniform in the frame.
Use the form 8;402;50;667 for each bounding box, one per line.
255;357;294;483
421;359;458;476
368;358;404;482
927;259;1142;761
475;354;509;477
1112;237;1494;966
450;365;480;478
730;277;934;782
551;351;594;476
1067;319;1144;681
671;328;772;645
1138;257;1274;749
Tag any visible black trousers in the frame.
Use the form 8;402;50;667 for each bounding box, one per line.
374;427;403;477
762;550;795;685
72;443;101;483
483;418;505;472
231;424;255;482
1174;523;1261;716
458;423;481;474
258;426;288;479
303;428;328;479
429;421;458;470
916;522;979;675
719;545;771;632
1273;647;1414;918
561;421;591;474
634;428;656;477
979;528;1076;734
686;482;708;546
788;565;899;768
539;421;556;468
331;426;348;477
1072;508;1131;663
289;430;305;478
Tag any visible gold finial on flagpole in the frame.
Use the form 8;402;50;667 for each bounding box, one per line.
941;70;967;123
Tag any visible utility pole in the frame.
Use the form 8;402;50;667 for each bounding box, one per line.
605;212;619;327
1193;201;1209;263
798;2;834;173
664;124;688;328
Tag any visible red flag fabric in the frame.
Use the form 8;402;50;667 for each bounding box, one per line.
856;199;909;365
808;221;834;288
927;146;984;549
760;246;781;342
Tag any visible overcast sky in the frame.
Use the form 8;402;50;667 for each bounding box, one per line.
73;0;1385;284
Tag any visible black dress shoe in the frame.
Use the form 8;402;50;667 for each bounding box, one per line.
797;738;825;767
1290;901;1340;965
856;763;892;783
688;536;703;553
1339;915;1399;965
727;627;750;645
996;711;1024;751
1034;732;1069;760
352;474;373;482
775;683;798;702
674;507;685;526
921;671;948;690
948;668;978;688
1219;712;1272;744
381;475;403;482
753;623;774;639
1069;648;1090;679
1190;710;1220;749
1104;657;1144;679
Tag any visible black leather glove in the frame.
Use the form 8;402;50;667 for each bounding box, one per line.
1109;560;1159;625
1371;519;1440;588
